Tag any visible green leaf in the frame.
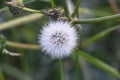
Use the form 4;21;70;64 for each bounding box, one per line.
82;25;120;47
77;51;120;79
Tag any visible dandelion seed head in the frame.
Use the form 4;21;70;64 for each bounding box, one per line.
38;21;78;58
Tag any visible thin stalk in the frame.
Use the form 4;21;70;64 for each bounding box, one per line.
71;54;91;80
62;0;70;18
5;25;120;50
22;7;41;13
72;0;80;17
82;25;120;47
75;54;79;80
6;41;40;50
0;6;42;13
0;13;43;31
58;59;63;80
77;51;120;79
72;13;120;24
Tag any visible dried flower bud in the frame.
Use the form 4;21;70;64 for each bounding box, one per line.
5;0;24;15
42;8;66;21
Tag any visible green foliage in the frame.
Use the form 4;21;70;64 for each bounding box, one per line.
0;0;120;80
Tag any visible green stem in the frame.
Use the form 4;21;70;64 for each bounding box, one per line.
6;41;40;50
78;58;92;80
72;14;120;24
3;7;120;25
22;7;41;13
0;6;42;13
62;0;70;19
3;5;120;24
75;54;79;80
77;51;120;79
0;13;43;31
82;25;120;47
58;59;63;80
72;0;80;17
5;26;120;50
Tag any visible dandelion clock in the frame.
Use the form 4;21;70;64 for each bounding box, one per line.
38;21;78;58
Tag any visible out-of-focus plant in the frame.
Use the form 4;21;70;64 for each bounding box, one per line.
0;0;120;80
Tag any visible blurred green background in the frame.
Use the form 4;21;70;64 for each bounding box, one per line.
0;0;120;80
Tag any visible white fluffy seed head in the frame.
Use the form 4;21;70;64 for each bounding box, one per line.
38;21;78;58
